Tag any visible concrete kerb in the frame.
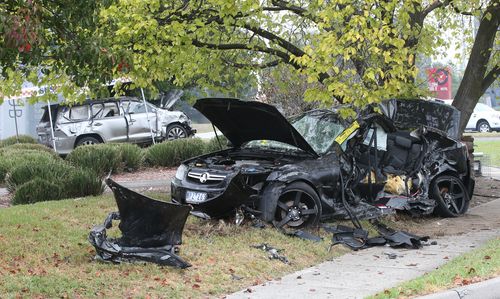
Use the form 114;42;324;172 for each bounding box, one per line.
416;276;500;299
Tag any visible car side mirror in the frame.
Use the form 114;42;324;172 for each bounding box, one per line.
227;140;233;148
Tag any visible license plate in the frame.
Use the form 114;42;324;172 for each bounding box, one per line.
186;191;208;203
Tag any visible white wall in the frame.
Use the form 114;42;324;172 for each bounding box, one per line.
0;99;45;140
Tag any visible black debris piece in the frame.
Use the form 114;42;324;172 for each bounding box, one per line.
251;243;290;264
372;221;429;249
326;221;430;251
327;225;370;250
88;178;192;268
283;229;322;242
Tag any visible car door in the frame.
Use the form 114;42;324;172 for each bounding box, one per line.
90;102;128;142
122;99;158;142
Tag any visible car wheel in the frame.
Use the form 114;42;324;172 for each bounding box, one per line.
477;120;491;133
431;175;470;217
166;124;188;140
75;136;101;147
273;182;322;229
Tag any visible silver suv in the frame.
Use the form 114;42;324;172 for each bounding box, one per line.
36;97;195;154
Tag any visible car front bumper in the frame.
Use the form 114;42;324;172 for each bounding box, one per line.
170;175;257;218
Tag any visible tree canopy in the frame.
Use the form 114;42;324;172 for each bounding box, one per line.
0;0;498;129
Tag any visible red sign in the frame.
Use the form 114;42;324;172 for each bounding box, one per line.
427;67;452;100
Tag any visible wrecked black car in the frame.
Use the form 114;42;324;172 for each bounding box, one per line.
171;98;474;228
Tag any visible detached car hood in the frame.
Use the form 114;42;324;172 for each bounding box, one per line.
194;98;318;156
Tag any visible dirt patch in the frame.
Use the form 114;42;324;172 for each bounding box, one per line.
470;176;500;208
0;192;11;208
386;176;500;238
111;167;176;182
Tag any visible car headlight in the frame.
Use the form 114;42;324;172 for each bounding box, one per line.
175;164;188;180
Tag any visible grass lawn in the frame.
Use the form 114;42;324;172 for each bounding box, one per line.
369;237;500;299
474;140;500;167
464;132;500;138
0;193;346;298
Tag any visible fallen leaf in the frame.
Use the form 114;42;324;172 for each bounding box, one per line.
192;284;200;289
484;255;491;260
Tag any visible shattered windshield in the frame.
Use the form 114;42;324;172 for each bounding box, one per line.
291;112;346;154
243;111;346;155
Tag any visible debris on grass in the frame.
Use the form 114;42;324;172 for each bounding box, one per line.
251;243;290;265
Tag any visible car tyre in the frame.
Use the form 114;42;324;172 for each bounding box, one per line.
273;182;322;229
166;124;188;140
75;136;101;147
431;175;470;217
476;120;491;133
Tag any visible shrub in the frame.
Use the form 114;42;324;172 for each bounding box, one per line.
0;135;37;147
8;160;104;205
146;138;206;167
3;143;58;157
0;160;8;183
109;143;144;171
0;149;60;183
66;144;122;175
65;168;104;198
12;178;63;205
204;136;229;153
6;159;74;192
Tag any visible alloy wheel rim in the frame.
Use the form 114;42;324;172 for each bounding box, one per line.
436;177;466;214
168;127;186;140
275;190;318;228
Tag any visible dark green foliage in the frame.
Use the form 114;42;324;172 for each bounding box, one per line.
6;160;74;192
66;144;122;176
3;143;58;157
108;143;144;172
204;136;229;153
7;160;104;205
65;168;104;198
0;160;8;183
0;135;37;147
0;149;61;183
12;179;63;205
146;138;206;167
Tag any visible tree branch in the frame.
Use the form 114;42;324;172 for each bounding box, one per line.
422;0;450;18
191;39;302;69
263;0;319;23
240;23;307;58
481;64;500;94
221;58;280;69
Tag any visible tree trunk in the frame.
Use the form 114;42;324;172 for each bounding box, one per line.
453;0;500;135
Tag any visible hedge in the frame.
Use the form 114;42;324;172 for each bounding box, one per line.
0;149;60;183
146;138;206;167
7;160;104;205
108;143;144;172
66;144;122;176
0;135;37;147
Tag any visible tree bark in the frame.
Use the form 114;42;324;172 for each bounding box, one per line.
453;0;500;135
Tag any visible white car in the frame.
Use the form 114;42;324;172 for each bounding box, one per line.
465;103;500;132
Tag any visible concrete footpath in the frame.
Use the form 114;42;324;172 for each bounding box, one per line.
228;198;500;299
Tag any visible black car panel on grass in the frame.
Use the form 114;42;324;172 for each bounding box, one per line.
171;98;474;228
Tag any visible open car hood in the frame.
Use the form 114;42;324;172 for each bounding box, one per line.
194;98;318;156
160;90;183;110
